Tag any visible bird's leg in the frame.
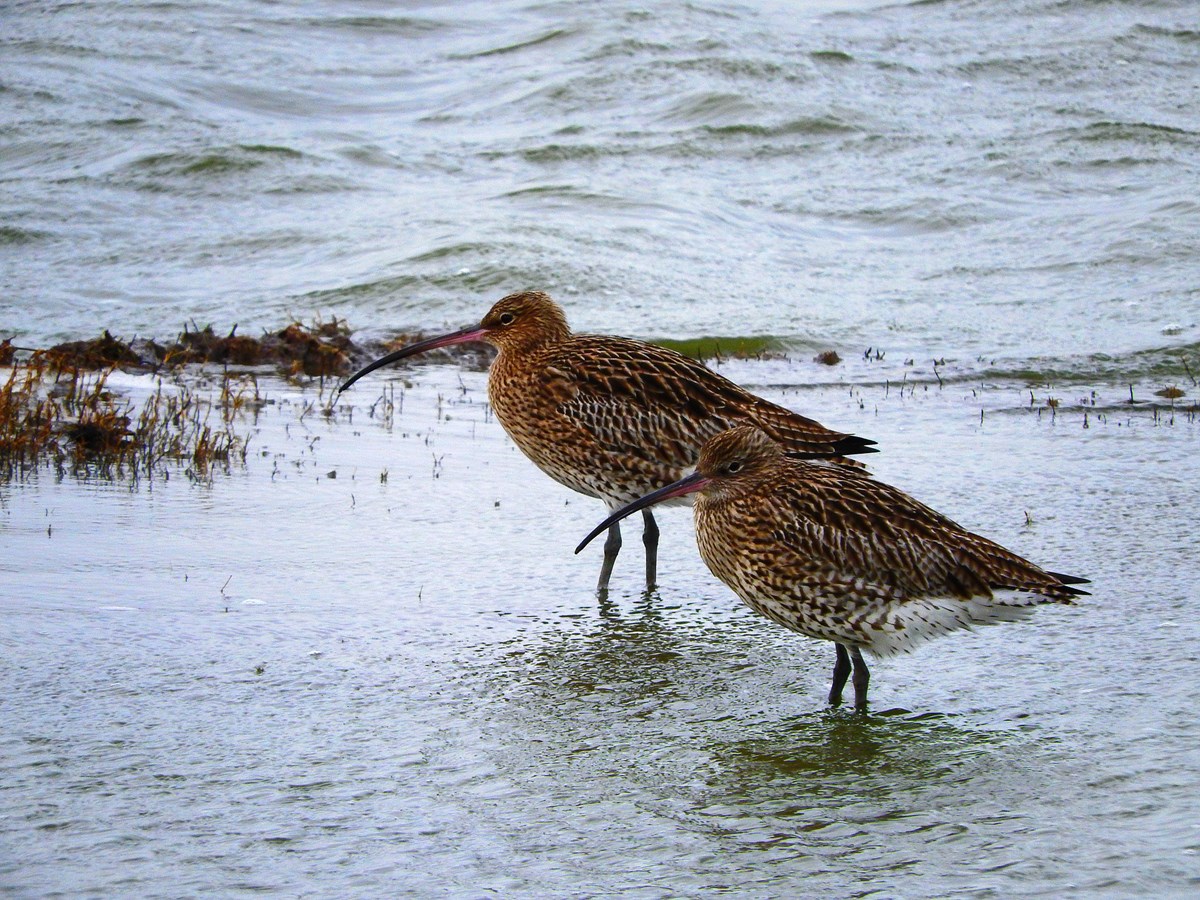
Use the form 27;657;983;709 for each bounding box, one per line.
597;521;622;594
850;647;870;710
641;509;659;590
828;644;851;706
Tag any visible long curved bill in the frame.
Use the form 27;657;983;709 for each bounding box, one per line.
338;324;489;393
575;471;711;555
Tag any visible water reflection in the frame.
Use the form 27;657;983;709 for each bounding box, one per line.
464;591;1025;887
483;587;795;712
470;585;1003;784
700;707;1003;816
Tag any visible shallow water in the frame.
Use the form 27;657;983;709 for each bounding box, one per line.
3;363;1198;896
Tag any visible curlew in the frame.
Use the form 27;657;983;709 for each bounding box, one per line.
576;425;1088;708
339;291;875;591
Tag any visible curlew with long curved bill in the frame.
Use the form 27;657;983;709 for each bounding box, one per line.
339;292;876;591
576;425;1089;708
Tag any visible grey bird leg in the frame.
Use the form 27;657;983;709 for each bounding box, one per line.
829;644;851;706
641;509;659;589
598;521;622;593
850;646;870;710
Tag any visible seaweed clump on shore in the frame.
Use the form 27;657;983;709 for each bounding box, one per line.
44;320;360;378
43;330;143;370
0;354;247;483
168;321;359;376
37;317;495;379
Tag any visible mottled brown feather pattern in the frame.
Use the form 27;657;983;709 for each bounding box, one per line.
482;292;870;506
341;290;876;589
688;427;1085;657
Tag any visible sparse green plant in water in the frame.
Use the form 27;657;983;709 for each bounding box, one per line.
0;355;248;483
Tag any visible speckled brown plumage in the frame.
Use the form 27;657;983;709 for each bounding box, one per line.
339;291;875;590
577;425;1089;709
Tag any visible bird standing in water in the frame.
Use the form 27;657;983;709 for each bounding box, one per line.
577;425;1088;708
339;291;875;591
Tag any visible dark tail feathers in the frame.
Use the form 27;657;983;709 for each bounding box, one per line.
786;434;878;462
836;434;878;456
1048;571;1091;596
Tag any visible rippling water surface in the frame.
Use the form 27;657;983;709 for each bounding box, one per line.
4;0;1198;369
3;0;1200;896
3;368;1198;896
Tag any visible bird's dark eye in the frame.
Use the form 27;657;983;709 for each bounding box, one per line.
726;461;744;474
499;312;516;326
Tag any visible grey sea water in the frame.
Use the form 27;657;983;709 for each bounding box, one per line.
3;0;1198;369
3;1;1199;897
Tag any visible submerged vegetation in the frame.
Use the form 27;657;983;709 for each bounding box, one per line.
0;318;446;484
653;334;790;361
1;354;249;483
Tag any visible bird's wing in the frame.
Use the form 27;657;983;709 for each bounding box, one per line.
765;465;1080;602
543;336;862;463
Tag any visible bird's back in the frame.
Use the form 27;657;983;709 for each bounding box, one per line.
488;333;870;505
693;456;1084;657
